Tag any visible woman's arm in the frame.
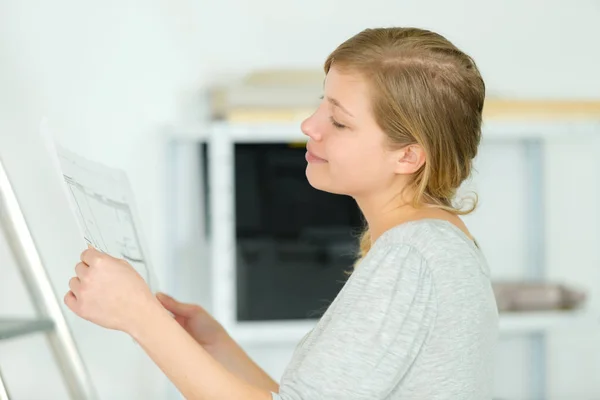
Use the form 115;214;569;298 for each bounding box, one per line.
205;334;280;393
131;303;273;400
64;247;275;400
156;293;279;393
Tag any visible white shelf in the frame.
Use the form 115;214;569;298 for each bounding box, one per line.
167;119;600;143
225;310;599;345
499;309;598;335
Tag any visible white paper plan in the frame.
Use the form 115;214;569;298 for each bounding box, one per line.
41;122;159;293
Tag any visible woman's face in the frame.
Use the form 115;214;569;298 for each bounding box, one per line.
301;66;405;199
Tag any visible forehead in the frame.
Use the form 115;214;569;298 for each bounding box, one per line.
324;66;372;119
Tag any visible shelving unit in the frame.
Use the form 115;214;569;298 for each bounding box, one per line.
166;99;600;400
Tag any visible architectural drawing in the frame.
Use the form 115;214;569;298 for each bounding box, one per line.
40;121;159;293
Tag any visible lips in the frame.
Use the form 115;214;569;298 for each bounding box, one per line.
305;150;327;164
306;145;327;162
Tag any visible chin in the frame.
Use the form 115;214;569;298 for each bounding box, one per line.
305;166;349;196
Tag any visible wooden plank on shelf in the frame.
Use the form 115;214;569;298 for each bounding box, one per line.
484;99;600;120
241;69;325;86
215;99;600;122
218;108;314;123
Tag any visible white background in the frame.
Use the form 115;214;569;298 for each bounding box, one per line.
1;0;600;399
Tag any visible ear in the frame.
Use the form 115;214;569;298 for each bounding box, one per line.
394;144;426;174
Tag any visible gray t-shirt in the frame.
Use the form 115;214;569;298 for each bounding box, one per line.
271;219;499;400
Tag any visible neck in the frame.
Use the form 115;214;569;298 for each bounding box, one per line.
354;190;421;246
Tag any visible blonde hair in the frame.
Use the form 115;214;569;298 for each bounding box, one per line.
324;27;485;267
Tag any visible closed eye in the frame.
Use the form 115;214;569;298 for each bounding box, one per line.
320;95;347;129
329;117;346;129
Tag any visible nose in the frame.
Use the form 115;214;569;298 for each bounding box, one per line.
301;112;323;141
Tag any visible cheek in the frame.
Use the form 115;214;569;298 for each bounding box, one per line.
329;140;381;169
328;141;387;184
306;134;393;195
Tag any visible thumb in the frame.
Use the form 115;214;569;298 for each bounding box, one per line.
156;292;198;317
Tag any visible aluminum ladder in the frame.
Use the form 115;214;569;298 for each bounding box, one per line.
0;157;97;399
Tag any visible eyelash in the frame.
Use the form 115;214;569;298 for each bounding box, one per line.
319;95;346;129
329;117;346;129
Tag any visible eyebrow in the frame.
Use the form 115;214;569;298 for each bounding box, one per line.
327;96;354;118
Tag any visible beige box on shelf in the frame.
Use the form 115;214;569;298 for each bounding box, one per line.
492;281;587;312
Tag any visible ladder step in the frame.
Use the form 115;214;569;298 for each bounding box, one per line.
0;318;54;341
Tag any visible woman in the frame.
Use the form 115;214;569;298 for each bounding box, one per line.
65;27;499;399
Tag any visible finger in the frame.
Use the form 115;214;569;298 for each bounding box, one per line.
156;292;199;317
64;290;77;310
75;262;89;279
80;248;107;267
81;246;118;266
69;277;81;297
174;315;187;327
156;292;173;302
80;248;95;265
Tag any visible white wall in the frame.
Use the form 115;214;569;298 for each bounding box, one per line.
1;0;599;399
0;1;198;399
182;0;600;98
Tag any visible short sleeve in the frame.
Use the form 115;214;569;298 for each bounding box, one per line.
274;244;437;400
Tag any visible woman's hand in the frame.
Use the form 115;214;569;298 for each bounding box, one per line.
156;293;229;349
156;293;280;393
65;247;278;396
64;245;161;335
